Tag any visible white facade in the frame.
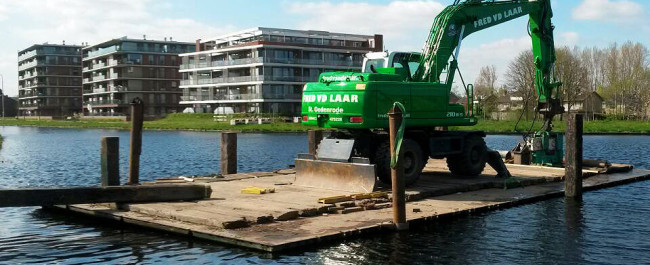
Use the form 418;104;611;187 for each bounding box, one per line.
179;27;381;115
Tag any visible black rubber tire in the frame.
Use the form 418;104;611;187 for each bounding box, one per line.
375;139;425;186
446;135;487;176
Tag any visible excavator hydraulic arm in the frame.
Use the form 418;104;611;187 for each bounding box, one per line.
414;0;564;165
415;0;562;122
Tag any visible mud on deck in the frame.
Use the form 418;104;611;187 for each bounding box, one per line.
53;160;650;252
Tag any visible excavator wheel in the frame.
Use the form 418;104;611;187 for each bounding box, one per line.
375;139;426;186
446;134;487;176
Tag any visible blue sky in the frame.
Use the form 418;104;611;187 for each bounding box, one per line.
0;0;648;96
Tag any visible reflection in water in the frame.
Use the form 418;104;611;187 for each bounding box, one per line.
564;198;585;263
1;126;650;264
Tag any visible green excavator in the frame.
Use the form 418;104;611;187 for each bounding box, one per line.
295;0;564;192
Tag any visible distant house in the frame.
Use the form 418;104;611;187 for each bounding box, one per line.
564;91;604;120
496;94;524;112
483;92;525;120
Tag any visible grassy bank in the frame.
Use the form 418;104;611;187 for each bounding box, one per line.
1;115;649;134
452;119;650;134
0;114;321;132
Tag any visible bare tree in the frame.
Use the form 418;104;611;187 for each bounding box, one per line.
474;65;498;118
475;65;498;97
555;46;589;118
502;42;650;121
506;50;536;120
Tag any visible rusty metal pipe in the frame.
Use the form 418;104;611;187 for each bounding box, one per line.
389;105;408;230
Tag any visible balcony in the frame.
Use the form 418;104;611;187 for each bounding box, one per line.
86;45;194;59
19;102;55;108
18;60;38;71
180;57;361;70
262;93;302;100
19;50;80;61
18;50;38;61
88;85;127;94
262;76;305;82
180;75;308;86
20;71;46;80
93;75;107;81
181;93;263;101
84;73;119;83
19;92;49;98
84;99;123;106
18;60;80;71
181;93;301;102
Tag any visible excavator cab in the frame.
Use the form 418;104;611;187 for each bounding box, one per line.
362;52;421;81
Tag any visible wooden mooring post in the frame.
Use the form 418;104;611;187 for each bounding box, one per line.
565;113;583;199
389;105;408;231
308;130;323;156
128;98;144;185
100;137;120;187
221;132;237;175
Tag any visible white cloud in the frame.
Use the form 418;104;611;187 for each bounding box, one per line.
572;0;644;23
286;1;445;51
458;35;531;87
0;0;238;96
560;32;580;47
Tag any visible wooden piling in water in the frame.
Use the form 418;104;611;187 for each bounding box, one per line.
128;98;144;185
389;105;408;230
221;132;237;175
100;137;120;187
308;130;323;156
565;113;583;199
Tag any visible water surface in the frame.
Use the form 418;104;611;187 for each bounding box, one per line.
1;126;649;264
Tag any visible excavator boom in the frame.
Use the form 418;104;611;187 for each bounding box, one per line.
414;0;564;165
416;0;561;116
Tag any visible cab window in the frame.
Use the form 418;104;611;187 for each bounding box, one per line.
363;59;385;73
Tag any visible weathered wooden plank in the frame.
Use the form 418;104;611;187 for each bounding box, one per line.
0;184;211;207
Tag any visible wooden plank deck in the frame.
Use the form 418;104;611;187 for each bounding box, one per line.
50;160;650;252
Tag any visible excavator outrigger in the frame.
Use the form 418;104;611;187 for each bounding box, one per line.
295;0;564;192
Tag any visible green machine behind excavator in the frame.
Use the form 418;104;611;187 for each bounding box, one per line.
296;0;564;192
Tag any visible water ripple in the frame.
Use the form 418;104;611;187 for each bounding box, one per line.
1;126;650;264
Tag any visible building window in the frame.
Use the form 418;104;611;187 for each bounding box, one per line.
308;38;323;45
330;40;343;46
127;54;142;64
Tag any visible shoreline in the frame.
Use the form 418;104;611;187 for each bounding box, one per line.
1;122;649;135
1;114;648;135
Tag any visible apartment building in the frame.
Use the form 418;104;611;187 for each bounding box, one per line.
17;44;83;117
179;27;382;115
82;37;194;118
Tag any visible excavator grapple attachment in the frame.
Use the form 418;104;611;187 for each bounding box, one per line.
293;139;377;193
